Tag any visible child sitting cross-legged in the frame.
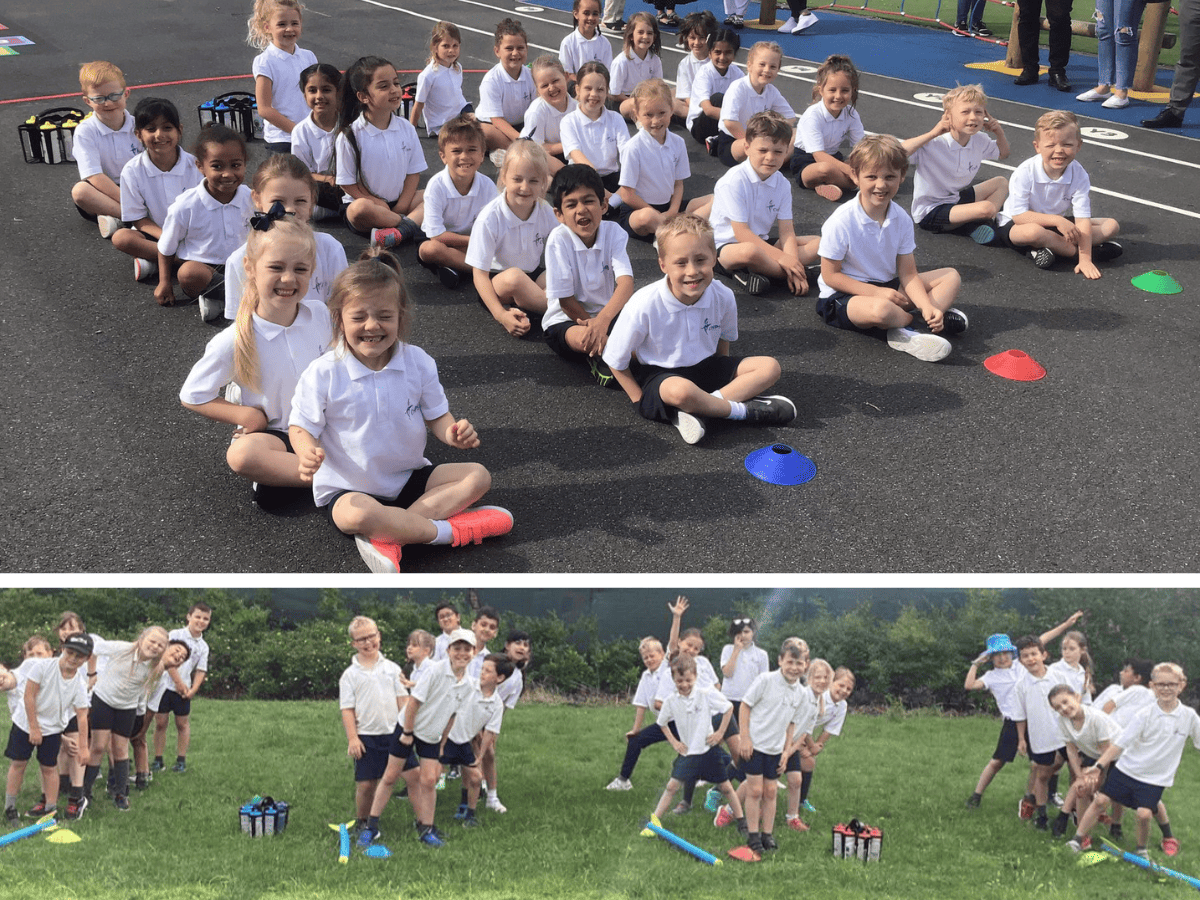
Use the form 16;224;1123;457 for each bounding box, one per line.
601;214;797;445
71;61;139;239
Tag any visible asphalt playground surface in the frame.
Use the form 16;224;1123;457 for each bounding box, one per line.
1;0;1198;574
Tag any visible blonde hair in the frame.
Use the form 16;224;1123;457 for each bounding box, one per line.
429;21;463;70
499;139;552;199
833;666;856;687
807;658;833;682
747;41;783;65
631;77;673;111
531;54;567;81
21;635;53;659
942;83;988;111
348;616;377;638
670;654;698;677
1152;662;1186;682
654;213;715;259
408;629;436;652
79;61;126;92
848;133;909;177
638;636;664;654
783;636;810;656
234;217;317;391
327;248;412;354
247;0;304;50
1034;109;1080;140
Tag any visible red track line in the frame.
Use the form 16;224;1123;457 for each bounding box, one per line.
1;69;490;106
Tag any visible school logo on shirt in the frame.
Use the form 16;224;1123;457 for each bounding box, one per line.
534;232;547;248
766;199;779;215
406;401;423;417
701;318;719;333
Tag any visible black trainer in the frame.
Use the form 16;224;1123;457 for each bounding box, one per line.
966;794;981;808
1029;247;1055;269
913;307;969;336
761;833;778;851
1091;241;1123;262
733;270;770;295
743;395;797;425
437;266;462;289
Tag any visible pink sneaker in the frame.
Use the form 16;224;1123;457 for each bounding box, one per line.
355;535;403;573
448;506;514;546
1162;837;1180;856
785;816;810;832
371;227;404;248
713;805;735;828
815;184;843;202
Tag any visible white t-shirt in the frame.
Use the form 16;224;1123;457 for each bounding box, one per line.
794;102;864;154
289;342;451;507
814;689;848;737
1048;659;1092;704
120;149;203;226
655;656;720;702
73;111;140;182
998;155;1092;225
1114;702;1200;787
465;194;558;274
1106;684;1156;728
543;221;633;329
741;670;813;755
181;299;332;431
448;683;505;743
719;79;794;137
335;113;427;202
91;638;159;710
290;113;338;179
497;666;523;708
158;183;255;264
561;108;631;176
633;660;670;709
687;62;744;130
224;231;349;320
559;29;614;74
1014;667;1073;754
980;666;1024;720
674;51;708;102
475;63;537;125
909;131;1002;223
603;276;738;371
618;128;690;206
6;659;40;719
339;654;408;736
252;43;318;145
415;61;469;136
520;96;578;147
609;50;663;96
410;657;474;743
719;641;770;701
12;657;87;735
710;160;793;246
422;169;498;239
1057;704;1120;760
817;199;917;297
149;627;211;709
657;686;733;755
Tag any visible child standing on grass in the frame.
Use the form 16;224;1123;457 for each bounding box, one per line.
788;663;853;825
434;603;463;661
1098;658;1155;727
520;57;578;175
466;607;502;680
1012;634;1072;830
1049;630;1095;703
672;11;717;122
610;14;665;120
340;616;408;837
2;637;54;819
3;633;92;826
131;640;190;790
412;23;472;139
114;98;203;286
720;617;769;727
336;57;426;249
901;84;1010;245
1048;683;1121;837
290;64;344;219
248;0;317;154
71;61;139;239
561;62;631;199
289;251;513;575
150;603;211;775
964;633;1023;808
477;19;537;155
404;630;436;688
560;0;614;86
1069;663;1199;858
791;55;864;202
645;655;748;837
450;654;512;826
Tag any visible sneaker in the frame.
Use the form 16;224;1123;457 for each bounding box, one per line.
791;12;818;32
418;826;444;847
1052;792;1065;807
953;20;970;34
606;777;632;791
705;135;720;157
737;821;750;839
151;760;164;773
486;795;508;814
743;395;798;426
723;13;737;24
172;760;187;773
355;534;403;573
461;811;479;828
776;15;798;31
1035;816;1049;830
371;227;405;249
1066;838;1083;853
1018;797;1036;820
671;801;691;815
731;14;744;26
489;148;507;169
27;798;48;817
704;787;723;812
747;836;764;855
786;815;810;832
134;258;158;282
1029;247;1056;269
448;506;515;546
448;766;461;780
1091;241;1123;262
603;19;626;31
913;307;969;336
64;796;88;821
437;266;461;289
761;833;778;851
588;355;617;389
1110;823;1124;839
135;774;150;790
714;805;735;827
733;270;770;295
1162;837;1180;857
801;800;817;813
4;807;18;825
114;794;131;811
886;327;951;362
436;773;446;791
98;215;122;239
357;826;378;848
454;803;469;820
815;184;843;202
1051;817;1068;838
968;223;996;245
1101;94;1130;109
198;292;224;322
972;24;994;36
1135;848;1150;860
671;410;706;444
966;794;981;809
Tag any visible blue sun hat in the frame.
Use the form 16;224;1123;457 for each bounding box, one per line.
985;634;1018;655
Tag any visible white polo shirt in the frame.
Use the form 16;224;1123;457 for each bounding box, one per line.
158;182;255;264
410;657;474;743
339;654;407;736
120;148;203;225
498;666;523;708
561;108;630;175
794;101;864;154
633;659;670;709
709;159;793;246
998;155;1092;225
291;113;338;179
741;670;813;755
252;43;318;144
687;62;744;130
618;128;689;206
289;342;451;507
980;666;1024;720
335;113;427;202
658;686;733;756
448;683;505;743
654;655;719;700
1049;659;1092;703
465;194;558;274
543;221;633;329
422;169;498;239
475;63;536;125
1106;684;1155;728
6;659;39;719
92;638;157;710
609;50;663;96
814;689;849;737
603;276;738;371
415;61;468;136
719;79;794;137
817;199;916;298
559;29;614;74
73;111;140;183
433;633;454;661
910;131;1001;223
1057;705;1120;760
719;641;769;701
181;299;332;430
149;627;211;709
1114;701;1200;786
674;51;707;102
224;231;349;320
1014;666;1072;754
12;657;88;736
520;96;578;146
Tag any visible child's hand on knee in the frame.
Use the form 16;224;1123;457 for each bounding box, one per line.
298;446;325;481
498;307;530;337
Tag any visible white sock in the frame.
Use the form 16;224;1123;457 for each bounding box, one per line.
488;789;498;801
725;401;747;420
427;520;453;545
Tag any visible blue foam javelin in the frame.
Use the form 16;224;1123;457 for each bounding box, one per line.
644;815;722;866
1098;837;1200;891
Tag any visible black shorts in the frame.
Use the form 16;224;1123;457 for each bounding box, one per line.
91;694;139;738
791;149;844;183
612;199;677;241
439;738;477;768
354;733;392;782
315;182;345;212
5;725;63;767
997;213;1074;252
64;715;79;735
156;689;192;718
1101;764;1165;811
323;464;436;531
671;745;733;785
600;171;622;195
636;354;741;424
815;278;900;339
716;131;738;168
742;749;783;779
917;186;978;233
264;141;292;155
992;718;1019;763
1028;746;1064;767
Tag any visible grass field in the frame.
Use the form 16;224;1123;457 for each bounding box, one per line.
2;700;1198;900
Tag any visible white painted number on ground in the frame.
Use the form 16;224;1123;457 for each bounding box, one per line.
780;65;818;75
1080;126;1128;141
514;5;544;10
914;92;945;104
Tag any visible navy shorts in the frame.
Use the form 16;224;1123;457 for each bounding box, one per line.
64;715;79;735
715;131;738;168
5;725;63;767
816;278;900;339
993;718;1019;763
742;749;783;779
1028;745;1064;767
439;738;478;768
790;149;844;182
156;689;192;717
264;141;292;155
91;694;139;738
1101;764;1165;811
636;354;741;424
671;745;733;784
354;733;393;782
323;464;436;532
612;199;677;241
784;746;806;773
917;186;978;233
997;214;1074;252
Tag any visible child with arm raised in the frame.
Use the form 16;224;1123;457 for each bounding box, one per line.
248;0;317;154
964;634;1024;808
